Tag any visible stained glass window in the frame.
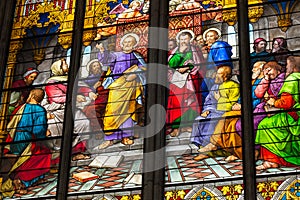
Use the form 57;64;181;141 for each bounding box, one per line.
0;0;300;199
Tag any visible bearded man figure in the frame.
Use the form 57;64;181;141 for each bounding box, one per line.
44;59;93;161
1;88;51;197
97;33;146;149
167;30;205;137
9;68;39;116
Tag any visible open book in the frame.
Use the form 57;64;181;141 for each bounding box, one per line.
89;155;124;168
123;172;142;185
264;104;281;117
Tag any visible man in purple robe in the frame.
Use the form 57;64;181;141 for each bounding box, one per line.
97;33;146;149
253;61;285;134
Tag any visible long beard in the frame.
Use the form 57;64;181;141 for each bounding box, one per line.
179;43;191;52
123;46;133;53
92;69;101;75
215;76;223;84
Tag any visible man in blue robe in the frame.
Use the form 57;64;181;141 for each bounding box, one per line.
203;28;233;90
1;88;51;197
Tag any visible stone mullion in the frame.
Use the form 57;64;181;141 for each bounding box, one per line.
56;0;86;199
237;0;257;199
0;1;18;140
142;0;169;199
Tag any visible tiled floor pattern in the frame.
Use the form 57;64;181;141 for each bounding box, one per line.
10;160;143;199
7;154;300;199
167;155;243;183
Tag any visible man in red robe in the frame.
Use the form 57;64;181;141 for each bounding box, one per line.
167;30;205;137
9;68;39;115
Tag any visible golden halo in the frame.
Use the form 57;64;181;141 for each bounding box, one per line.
176;29;195;43
203;28;221;41
120;33;140;48
86;59;101;73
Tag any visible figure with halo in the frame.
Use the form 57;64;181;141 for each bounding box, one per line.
203;28;233;70
83;41;117;135
97;33;146;149
202;28;233;90
166;29;205;137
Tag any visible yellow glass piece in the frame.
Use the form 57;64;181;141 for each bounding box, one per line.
221;185;243;200
192;188;218;200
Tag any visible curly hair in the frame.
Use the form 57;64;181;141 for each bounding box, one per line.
29;88;45;103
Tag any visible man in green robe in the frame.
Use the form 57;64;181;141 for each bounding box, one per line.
166;30;205;137
256;56;300;170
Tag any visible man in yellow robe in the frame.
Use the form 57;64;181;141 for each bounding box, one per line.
97;33;146;149
193;66;240;161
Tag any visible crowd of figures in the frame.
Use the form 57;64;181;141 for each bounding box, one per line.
169;32;299;172
1;33;146;197
1;26;299;197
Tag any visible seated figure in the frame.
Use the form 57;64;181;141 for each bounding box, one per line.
191;66;239;148
256;56;300;170
44;59;93;161
1;89;51;197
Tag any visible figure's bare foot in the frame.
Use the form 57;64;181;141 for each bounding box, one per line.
256;161;279;170
13;179;27;194
13;179;22;190
72;153;91;161
50;167;59;174
198;143;217;153
97;140;113;149
225;155;238;162
16;189;27;195
180;127;192;133
170;129;179;137
121;137;134;145
194;154;209;161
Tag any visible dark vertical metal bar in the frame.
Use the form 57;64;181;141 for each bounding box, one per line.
142;0;169;199
56;0;86;199
237;1;257;199
0;0;16;159
0;1;16;96
0;1;7;33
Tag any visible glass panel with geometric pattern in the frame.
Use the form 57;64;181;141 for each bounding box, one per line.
67;190;142;200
